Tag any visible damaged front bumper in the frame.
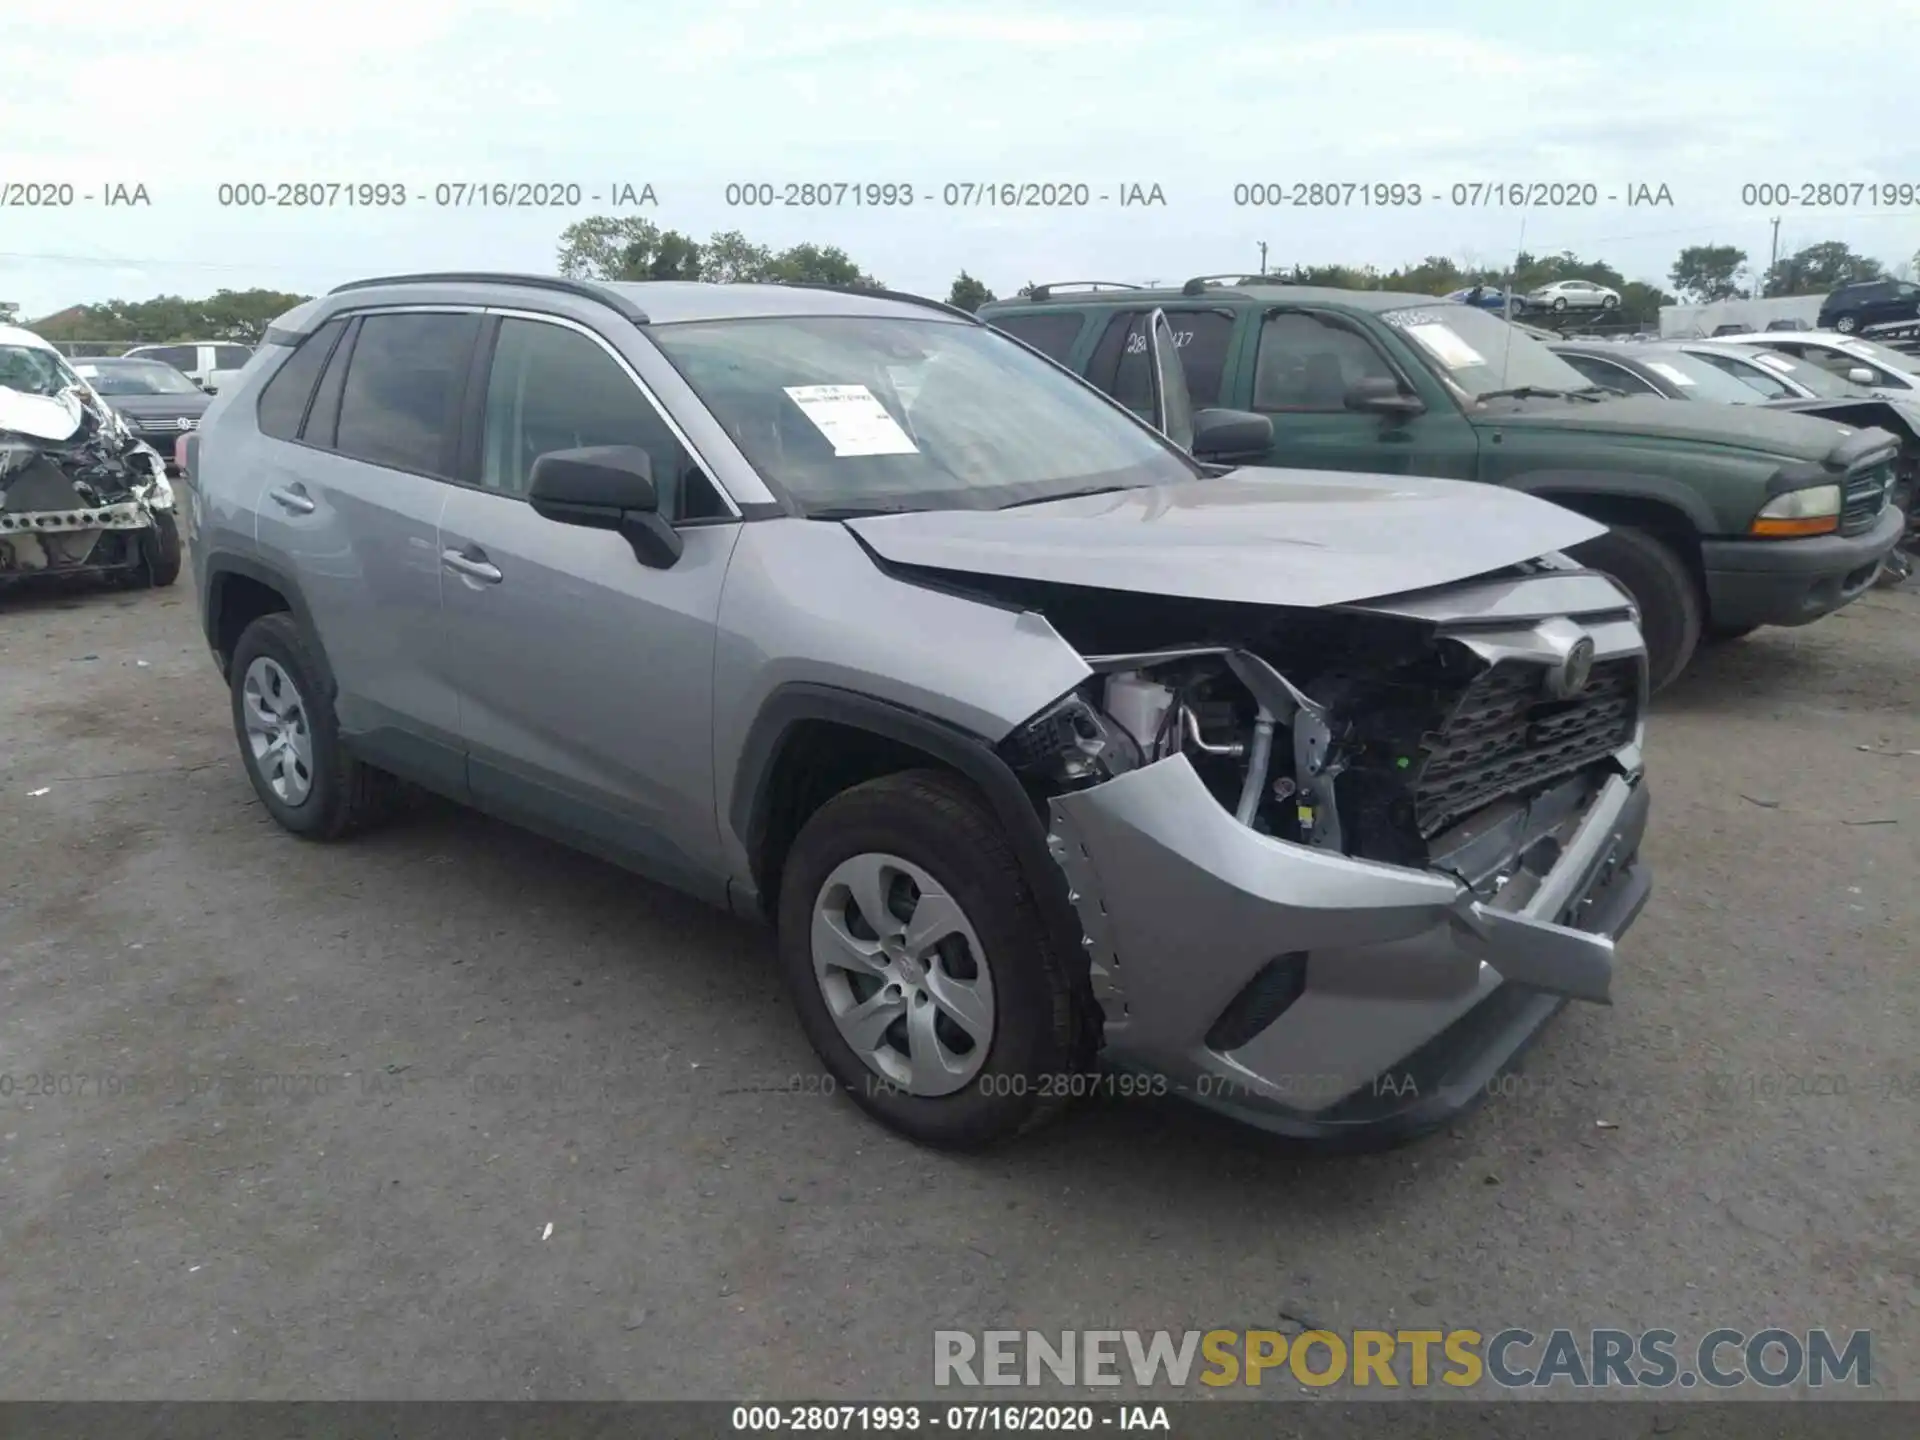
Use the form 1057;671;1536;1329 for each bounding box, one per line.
1049;756;1648;1141
1;405;173;583
1042;573;1653;1144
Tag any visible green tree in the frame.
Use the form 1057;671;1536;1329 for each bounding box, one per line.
766;242;882;289
1615;281;1675;327
947;271;995;312
1762;240;1883;296
27;289;310;345
556;216;664;279
621;227;705;281
702;230;777;283
1669;245;1749;302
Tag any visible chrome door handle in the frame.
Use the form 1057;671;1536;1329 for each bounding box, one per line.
267;486;315;514
442;549;503;583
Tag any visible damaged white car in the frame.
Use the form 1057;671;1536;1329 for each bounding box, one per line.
192;276;1651;1150
0;325;182;591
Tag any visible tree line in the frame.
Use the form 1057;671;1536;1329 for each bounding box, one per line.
5;220;1911;346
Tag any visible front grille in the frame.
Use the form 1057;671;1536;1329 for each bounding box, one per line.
1842;462;1892;536
1413;658;1638;837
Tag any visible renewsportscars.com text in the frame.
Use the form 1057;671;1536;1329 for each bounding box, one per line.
934;1327;1872;1390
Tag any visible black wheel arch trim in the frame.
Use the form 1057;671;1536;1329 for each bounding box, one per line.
729;683;1087;974
200;550;335;697
1504;470;1718;534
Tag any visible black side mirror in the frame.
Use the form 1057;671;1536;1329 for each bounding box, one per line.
528;445;683;569
1190;407;1273;462
1345;375;1426;417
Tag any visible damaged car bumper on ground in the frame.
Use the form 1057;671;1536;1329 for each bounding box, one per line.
1034;568;1652;1144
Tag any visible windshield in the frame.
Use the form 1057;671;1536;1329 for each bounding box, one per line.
1830;337;1917;374
1636;351;1782;403
648;315;1198;513
73;360;202;396
1379;304;1600;398
0;343;79;397
1735;349;1861;398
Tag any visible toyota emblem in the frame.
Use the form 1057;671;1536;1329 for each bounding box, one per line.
1548;636;1596;698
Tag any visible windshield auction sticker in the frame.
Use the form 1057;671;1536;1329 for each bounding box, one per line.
1402;323;1487;369
783;384;919;456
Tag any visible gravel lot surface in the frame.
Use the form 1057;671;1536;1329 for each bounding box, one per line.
1;571;1915;1402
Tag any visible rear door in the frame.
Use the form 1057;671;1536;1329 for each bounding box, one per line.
251;308;477;792
1237;307;1479;478
433;312;742;895
1085;307;1239;416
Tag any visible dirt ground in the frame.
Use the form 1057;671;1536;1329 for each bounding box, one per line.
0;569;1915;1401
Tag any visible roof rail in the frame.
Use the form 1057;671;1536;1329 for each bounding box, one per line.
776;282;983;323
1026;281;1144;301
326;271;651;323
1180;273;1288;297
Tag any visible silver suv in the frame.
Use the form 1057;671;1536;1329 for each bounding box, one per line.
184;272;1653;1149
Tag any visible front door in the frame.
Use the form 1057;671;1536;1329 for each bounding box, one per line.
434;313;742;896
1237;308;1480;478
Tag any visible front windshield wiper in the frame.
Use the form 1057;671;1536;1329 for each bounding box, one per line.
998;484;1132;510
808;504;921;520
1477;385;1609;403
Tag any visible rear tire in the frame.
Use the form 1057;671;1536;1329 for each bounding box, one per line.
1568;525;1703;692
1552;296;1569;313
1833;313;1859;334
229;613;402;839
776;769;1093;1149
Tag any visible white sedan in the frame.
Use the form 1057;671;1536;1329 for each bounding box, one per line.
1524;279;1622;312
1709;331;1920;401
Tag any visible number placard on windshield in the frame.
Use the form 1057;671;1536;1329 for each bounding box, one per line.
1644;361;1696;387
782;384;920;457
1401;323;1487;370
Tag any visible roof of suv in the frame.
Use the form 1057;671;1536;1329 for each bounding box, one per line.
983;282;1438;313
318;272;973;327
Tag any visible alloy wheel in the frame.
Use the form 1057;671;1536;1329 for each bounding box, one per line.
241;656;315;805
811;851;995;1096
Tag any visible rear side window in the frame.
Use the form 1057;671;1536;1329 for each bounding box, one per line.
1091;310;1235;411
255;318;346;441
213;344;253;370
142;344;199;373
989;312;1086;365
332;312;480;476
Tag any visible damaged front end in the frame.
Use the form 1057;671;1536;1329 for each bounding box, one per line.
998;562;1652;1141
0;379;175;586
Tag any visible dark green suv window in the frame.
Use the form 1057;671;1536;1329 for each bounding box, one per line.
1252;312;1398;411
989;312;1086;364
1088;309;1234;410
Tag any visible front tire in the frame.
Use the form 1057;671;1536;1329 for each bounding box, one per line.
776;769;1092;1149
229;613;401;839
1568;525;1703;692
136;510;183;587
1601;294;1620;310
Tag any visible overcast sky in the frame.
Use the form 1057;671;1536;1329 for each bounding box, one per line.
3;0;1917;317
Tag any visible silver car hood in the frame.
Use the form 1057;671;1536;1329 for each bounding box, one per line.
844;468;1607;608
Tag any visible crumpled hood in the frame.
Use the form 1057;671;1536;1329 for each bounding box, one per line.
844;468;1606;609
1490;393;1862;461
0;386;86;442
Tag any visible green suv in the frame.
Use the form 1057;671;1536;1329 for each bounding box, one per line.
980;278;1905;689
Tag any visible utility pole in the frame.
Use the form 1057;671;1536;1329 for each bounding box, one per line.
1258;241;1268;276
1765;216;1781;298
